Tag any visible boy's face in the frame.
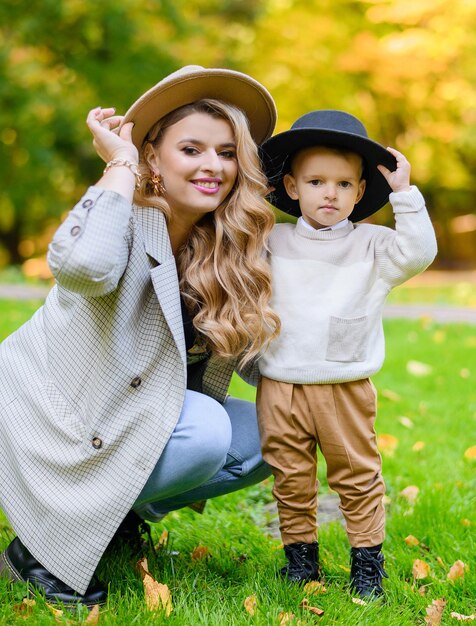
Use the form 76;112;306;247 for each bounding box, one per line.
283;146;366;230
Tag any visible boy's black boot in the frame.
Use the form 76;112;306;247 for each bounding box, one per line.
280;541;320;583
104;510;152;556
350;545;388;598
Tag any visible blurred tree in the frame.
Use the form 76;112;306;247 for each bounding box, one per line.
0;0;265;266
2;0;476;269
0;0;179;263
243;0;476;268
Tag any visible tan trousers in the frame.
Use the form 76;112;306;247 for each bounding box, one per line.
257;377;385;547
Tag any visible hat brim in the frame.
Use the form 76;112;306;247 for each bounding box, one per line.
261;128;397;221
122;67;277;148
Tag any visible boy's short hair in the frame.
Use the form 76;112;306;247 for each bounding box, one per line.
288;144;366;181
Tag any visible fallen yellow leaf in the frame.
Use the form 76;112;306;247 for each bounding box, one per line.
464;446;476;460
377;433;399;456
85;604;100;625
400;485;420;504
381;389;401;401
424;598;447;625
13;598;36;616
412;441;426;452
461;519;472;527
191;545;210;561
404;535;420;546
352;597;367;606
432;330;446;344
46;604;63;618
278;612;305;625
300;598;324;616
450;612;476;621
303;580;327;594
336;564;351;572
154;529;169;550
407;360;433;377
46;602;72;625
459;368;470;379
137;557;150;580
244;594;256;616
412;559;431;580
143;574;172;615
448;560;466;582
398;416;414;428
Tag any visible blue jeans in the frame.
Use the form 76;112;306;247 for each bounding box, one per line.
134;390;271;521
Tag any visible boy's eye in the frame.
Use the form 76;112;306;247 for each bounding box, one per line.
309;179;322;186
339;181;352;188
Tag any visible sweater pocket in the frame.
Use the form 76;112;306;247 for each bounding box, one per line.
325;315;368;362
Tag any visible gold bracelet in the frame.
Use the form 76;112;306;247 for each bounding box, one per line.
103;159;141;188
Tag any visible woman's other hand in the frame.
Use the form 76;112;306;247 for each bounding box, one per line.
87;107;139;165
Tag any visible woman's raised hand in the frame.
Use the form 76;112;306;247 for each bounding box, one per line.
86;107;139;165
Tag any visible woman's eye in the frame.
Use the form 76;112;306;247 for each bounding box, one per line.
182;146;199;155
220;150;236;159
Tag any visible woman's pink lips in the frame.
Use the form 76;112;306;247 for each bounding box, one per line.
191;179;221;194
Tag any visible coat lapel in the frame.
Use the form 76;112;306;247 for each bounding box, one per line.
134;207;186;366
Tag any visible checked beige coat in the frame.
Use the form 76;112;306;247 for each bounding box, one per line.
0;187;245;594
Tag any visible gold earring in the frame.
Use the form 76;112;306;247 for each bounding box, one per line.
151;173;166;196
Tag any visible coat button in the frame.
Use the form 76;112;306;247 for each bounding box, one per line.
130;376;142;388
92;437;103;449
82;199;94;209
70;225;81;236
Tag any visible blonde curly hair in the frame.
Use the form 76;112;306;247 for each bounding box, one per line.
134;99;280;366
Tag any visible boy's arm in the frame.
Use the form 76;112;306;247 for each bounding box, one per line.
375;148;438;286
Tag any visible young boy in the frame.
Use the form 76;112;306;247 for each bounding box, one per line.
257;110;437;597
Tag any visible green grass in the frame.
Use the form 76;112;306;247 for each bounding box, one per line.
1;299;475;625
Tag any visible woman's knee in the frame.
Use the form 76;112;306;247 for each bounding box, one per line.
181;391;232;473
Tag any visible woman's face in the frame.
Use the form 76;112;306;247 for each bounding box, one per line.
150;112;238;224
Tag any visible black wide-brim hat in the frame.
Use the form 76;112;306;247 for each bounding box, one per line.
260;110;397;222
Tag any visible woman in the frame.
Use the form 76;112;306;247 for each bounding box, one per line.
0;65;280;607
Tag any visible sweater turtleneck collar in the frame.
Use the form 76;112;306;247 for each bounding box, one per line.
294;218;354;240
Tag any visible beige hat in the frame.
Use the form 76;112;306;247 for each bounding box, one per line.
122;65;277;148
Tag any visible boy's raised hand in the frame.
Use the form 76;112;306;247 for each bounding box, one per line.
377;147;411;193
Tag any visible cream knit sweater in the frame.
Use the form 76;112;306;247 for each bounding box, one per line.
259;186;438;384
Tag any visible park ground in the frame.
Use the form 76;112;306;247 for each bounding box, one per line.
0;269;475;625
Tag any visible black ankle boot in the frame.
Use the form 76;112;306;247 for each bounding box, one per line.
350;545;388;598
280;541;320;583
0;538;107;608
104;510;152;556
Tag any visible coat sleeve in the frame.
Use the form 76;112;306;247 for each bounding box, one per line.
47;187;133;296
373;185;438;288
236;357;260;388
